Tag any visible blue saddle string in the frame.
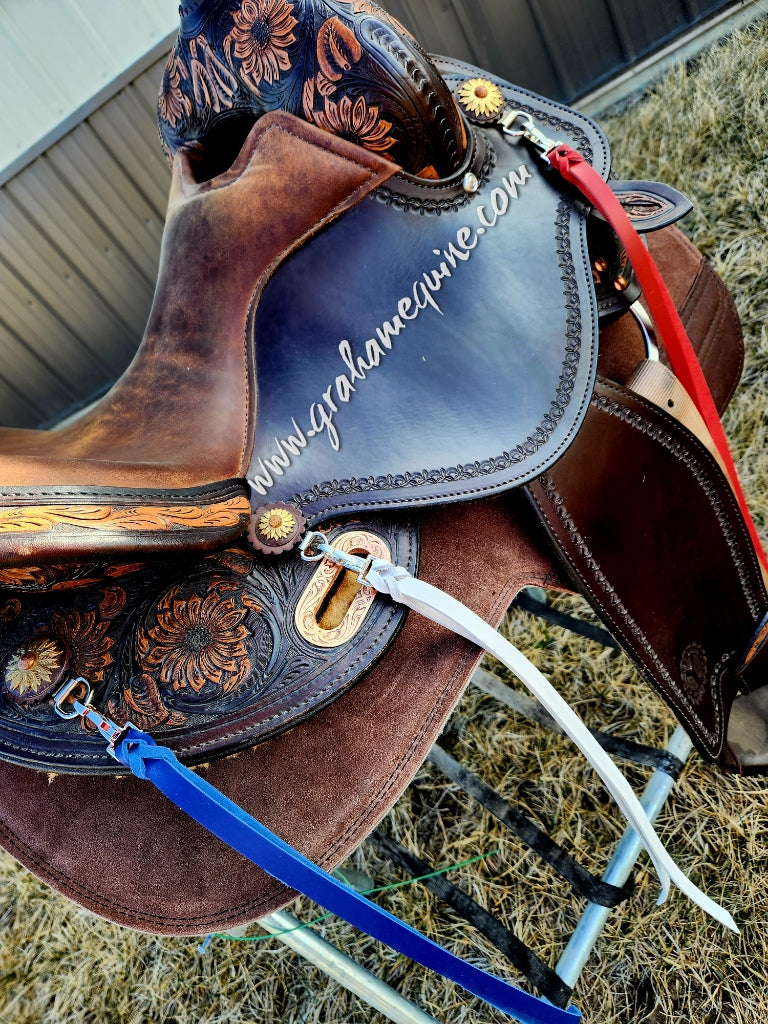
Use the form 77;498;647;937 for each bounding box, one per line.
110;726;580;1023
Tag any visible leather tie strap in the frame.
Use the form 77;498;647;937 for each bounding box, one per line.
51;687;578;1024
112;730;580;1024
54;530;737;1021
331;546;736;933
546;142;768;576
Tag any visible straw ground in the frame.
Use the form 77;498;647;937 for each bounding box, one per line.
1;14;767;1024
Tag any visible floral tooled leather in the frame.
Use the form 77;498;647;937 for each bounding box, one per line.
0;517;417;772
158;0;466;178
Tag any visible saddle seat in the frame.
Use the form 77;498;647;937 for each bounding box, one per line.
0;114;400;566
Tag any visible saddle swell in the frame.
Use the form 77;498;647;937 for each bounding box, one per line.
159;0;468;180
0;44;687;569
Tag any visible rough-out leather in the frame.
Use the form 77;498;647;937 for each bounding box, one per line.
0;0;765;938
0;496;559;934
597;227;745;411
0;222;753;933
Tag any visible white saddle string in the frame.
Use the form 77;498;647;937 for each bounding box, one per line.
306;539;737;933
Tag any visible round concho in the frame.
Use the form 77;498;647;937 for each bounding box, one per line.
2;637;70;704
456;78;505;124
249;503;307;555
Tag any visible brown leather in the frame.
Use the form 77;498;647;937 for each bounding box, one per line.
0;115;396;489
0;149;760;937
0;494;557;934
157;0;468;180
0;114;397;564
597;226;744;413
0;517;418;772
526;378;768;771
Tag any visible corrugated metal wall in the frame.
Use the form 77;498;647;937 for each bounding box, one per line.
0;0;176;181
0;57;171;427
386;0;739;102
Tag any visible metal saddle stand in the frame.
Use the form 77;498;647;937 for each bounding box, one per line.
204;592;692;1022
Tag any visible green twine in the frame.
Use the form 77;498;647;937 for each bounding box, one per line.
208;848;501;946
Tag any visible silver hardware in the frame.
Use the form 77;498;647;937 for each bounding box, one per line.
295;530;392;647
53;677;91;719
300;531;376;586
499;109;559;158
54;678;135;759
299;531;330;562
629;300;660;362
462;172;479;194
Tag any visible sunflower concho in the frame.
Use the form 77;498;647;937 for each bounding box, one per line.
248;502;307;555
2;637;70;704
456;78;505;124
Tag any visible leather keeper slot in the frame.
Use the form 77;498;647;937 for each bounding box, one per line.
295;530;392;649
317;568;363;630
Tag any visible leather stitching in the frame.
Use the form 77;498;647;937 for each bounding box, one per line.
528;380;766;757
0;483;245;501
529;473;726;754
289;196;597;516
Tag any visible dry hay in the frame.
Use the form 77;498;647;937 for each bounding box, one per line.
1;14;768;1024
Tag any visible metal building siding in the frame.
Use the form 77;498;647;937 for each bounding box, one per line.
0;0;749;428
386;0;739;101
0;0;176;177
0;56;171;427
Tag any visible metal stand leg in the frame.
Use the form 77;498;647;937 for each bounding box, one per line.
555;726;694;987
258;910;441;1024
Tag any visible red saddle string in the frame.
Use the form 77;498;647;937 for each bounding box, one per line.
548;144;768;576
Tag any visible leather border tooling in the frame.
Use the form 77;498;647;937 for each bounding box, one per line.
0;517;417;773
292;197;584;510
0;496;251;535
591;390;765;620
375;135;496;215
534;470;727;754
438;58;605;172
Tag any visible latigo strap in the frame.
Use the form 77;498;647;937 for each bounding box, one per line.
543;134;768;576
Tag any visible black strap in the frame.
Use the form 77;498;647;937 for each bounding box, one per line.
471;670;685;776
513;590;619;650
428;745;635;909
369;829;574;1010
591;732;685;779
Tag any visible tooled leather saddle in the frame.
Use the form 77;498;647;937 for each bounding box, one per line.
0;0;764;775
0;2;766;1011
